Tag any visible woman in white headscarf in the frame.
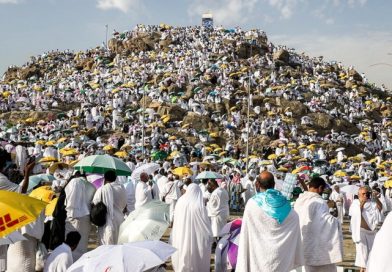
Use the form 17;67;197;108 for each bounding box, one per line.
170;184;212;272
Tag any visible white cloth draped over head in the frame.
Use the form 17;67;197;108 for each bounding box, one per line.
294;191;343;266
170;183;212;272
349;199;381;243
236;199;304;272
367;212;392;272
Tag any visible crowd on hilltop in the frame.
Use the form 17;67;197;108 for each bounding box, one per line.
1;24;392;271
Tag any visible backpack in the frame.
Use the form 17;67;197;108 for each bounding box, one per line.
90;201;107;227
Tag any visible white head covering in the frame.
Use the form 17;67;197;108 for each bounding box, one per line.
170;184;212;271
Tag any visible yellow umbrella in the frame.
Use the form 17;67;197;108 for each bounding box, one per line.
62;150;79;157
218;151;226;157
260;160;272;165
46;141;55;146
114;151;128;158
200;161;211;166
291;156;302;161
69;159;80;167
181;124;190;129
330;159;337;164
298;144;306;149
289;149;298;155
350;175;361;180
168;136;177;140
39;156;58;163
210;132;219;138
48;162;69;175
334;170;347;177
59;147;77;155
267;154;277;160
29;186;55;203
278;167;288;172
35;140;46;145
173;167;193;177
0;191;46;238
210;144;220;149
103;145;114;151
71;124;79;129
214;147;223;152
45;198;58;217
57;137;67;144
120;144;132;151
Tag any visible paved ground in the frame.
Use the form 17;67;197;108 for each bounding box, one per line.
88;215;358;271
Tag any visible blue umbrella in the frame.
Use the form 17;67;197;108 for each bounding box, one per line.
27;174;55;192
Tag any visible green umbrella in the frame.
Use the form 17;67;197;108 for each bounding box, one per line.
151;151;167;161
74;155;132;176
195;171;223;180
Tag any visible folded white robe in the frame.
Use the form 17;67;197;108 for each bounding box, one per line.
294;192;343;266
237;199;304;272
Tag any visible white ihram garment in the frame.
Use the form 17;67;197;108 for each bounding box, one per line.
170;184;212;272
92;182;127;245
207;187;230;238
294;192;343;271
236;199;304;272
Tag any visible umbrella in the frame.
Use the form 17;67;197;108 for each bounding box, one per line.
114;151;128;158
130;163;160;182
118;200;170;244
0;231;27;245
29;186;55;203
0;191;46;238
74;155;132;176
67;240;176;272
26;174;55;192
151;151;167;161
86;174;104;189
39;156;58;163
336;147;345;152
45;198;58;217
48;162;69;174
217;219;242;270
340;184;360;195
172;167;193;177
196;171;223;180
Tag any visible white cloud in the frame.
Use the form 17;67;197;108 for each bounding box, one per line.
96;0;139;13
0;0;19;4
270;31;392;88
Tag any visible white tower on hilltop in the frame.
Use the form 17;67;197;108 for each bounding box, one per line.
202;12;213;29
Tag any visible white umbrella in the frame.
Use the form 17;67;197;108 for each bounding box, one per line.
67;240;176;272
130;163;160;182
0;231;27;245
340;184;360;195
118;200;170;244
336;147;345;152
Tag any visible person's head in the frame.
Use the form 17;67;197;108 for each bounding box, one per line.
184;177;192;186
358;186;371;202
308;177;327;195
65;231;81;251
140;172;149;183
207;179;218;193
104;170;117;183
0;149;12;173
333;185;340;193
321;188;332;200
255;171;275;193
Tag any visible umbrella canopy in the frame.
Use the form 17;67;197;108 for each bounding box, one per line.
39;156;58;163
74;155;132;176
118;200;170;244
26;174;55;192
196;171;223;180
172;167;193;177
0;191;46;238
340;184;360;195
29;186;55;203
67;240;176;272
130;163;160;182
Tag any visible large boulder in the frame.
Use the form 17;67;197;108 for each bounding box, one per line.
309;112;332;129
3;67;19;82
280;99;308;116
236;43;267;59
157;104;187;121
273;49;290;63
19;65;42;80
348;69;363;82
182;112;211;131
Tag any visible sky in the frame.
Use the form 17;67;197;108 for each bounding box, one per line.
0;0;391;87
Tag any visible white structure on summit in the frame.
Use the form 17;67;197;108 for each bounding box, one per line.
202;13;213;29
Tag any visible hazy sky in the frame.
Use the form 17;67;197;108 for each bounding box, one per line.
0;0;391;87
